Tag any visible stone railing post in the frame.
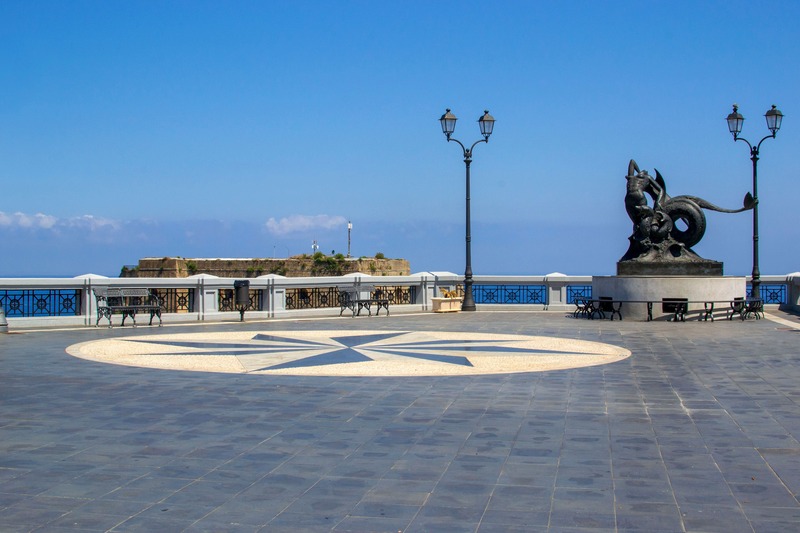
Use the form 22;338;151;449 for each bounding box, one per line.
786;273;800;312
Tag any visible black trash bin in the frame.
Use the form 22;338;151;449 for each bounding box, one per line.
234;280;250;321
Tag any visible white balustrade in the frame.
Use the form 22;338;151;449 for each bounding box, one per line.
0;272;794;329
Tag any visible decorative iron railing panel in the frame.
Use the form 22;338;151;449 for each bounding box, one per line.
473;284;547;305
0;289;82;317
566;285;592;304
285;286;416;310
749;284;787;304
285;287;339;309
375;286;415;305
152;288;195;313
218;289;263;311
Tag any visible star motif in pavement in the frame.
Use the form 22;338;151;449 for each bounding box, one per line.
124;331;597;373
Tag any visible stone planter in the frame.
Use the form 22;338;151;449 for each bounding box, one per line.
432;297;462;313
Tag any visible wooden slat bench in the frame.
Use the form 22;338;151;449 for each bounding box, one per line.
93;288;163;328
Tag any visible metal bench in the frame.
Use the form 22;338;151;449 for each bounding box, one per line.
338;286;390;317
93;288;163;328
662;297;689;322
587;296;623;320
580;297;753;322
573;297;591;318
728;297;764;321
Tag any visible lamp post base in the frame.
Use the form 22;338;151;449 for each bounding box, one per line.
462;282;476;311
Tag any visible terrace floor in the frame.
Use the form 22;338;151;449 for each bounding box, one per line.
2;310;800;532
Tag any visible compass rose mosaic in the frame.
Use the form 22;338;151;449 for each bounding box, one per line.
67;330;631;376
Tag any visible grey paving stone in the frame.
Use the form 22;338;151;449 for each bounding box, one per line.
2;311;800;531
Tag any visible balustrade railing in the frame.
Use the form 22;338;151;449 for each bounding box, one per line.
0;289;82;317
0;273;794;327
285;286;416;310
219;289;263;312
285;286;339;310
566;285;592;304
748;284;787;304
473;284;546;304
376;285;415;305
152;288;195;313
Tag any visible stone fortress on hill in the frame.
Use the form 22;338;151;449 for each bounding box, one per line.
120;255;411;279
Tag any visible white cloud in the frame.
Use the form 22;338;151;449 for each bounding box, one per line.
265;214;347;235
0;211;58;229
0;211;119;232
64;215;121;231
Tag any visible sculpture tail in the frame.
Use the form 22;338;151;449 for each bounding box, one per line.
673;194;754;213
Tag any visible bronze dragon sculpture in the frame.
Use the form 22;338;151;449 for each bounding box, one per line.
622;160;753;262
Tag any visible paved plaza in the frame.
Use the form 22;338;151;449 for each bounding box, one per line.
2;310;800;532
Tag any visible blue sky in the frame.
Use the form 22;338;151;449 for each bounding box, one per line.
1;1;798;277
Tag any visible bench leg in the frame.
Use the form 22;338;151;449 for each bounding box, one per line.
668;305;686;322
121;310;137;327
97;309;113;328
359;302;371;316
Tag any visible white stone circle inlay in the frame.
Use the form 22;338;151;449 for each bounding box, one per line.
67;330;631;377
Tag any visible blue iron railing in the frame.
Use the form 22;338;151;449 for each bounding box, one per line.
566;285;592;304
0;289;82;317
748;284;787;304
473;284;547;304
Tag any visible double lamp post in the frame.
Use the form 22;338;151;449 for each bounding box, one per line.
726;104;783;299
439;109;495;311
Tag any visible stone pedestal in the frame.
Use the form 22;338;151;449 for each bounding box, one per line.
617;259;723;276
432;297;462;313
592;275;747;321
